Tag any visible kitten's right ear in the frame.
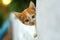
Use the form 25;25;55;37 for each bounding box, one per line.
15;12;21;18
15;12;22;20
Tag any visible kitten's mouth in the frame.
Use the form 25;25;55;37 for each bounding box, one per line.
23;22;35;26
29;23;35;26
31;22;35;25
31;21;36;25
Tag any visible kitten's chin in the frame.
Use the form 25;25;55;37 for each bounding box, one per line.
22;22;35;26
23;23;35;26
27;24;35;26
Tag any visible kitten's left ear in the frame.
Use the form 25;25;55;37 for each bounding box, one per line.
29;1;35;10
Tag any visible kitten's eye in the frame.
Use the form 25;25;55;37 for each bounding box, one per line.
32;16;35;18
25;19;29;22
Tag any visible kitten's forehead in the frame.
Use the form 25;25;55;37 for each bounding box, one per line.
24;8;35;14
26;12;30;17
22;8;36;19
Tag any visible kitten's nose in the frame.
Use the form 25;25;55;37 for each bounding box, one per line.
31;22;35;25
31;20;35;25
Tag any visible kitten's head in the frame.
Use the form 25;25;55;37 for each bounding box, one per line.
15;1;36;25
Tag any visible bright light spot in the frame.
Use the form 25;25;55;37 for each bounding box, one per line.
2;0;12;6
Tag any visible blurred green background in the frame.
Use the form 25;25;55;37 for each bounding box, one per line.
0;0;36;28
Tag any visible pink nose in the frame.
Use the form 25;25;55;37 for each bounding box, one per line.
30;21;35;25
31;22;35;25
30;20;35;25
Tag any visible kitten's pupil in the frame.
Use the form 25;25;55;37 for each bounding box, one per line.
25;19;29;22
32;16;35;18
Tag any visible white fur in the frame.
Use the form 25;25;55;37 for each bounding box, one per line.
10;12;36;40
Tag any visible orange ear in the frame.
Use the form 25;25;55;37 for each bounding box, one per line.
15;12;22;20
15;12;21;18
29;1;35;10
15;12;23;20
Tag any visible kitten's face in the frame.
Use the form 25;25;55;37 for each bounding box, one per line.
15;1;36;25
22;8;36;25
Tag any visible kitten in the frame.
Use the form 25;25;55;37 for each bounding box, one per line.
15;1;36;26
14;1;37;38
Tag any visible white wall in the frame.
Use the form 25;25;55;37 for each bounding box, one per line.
37;0;60;40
